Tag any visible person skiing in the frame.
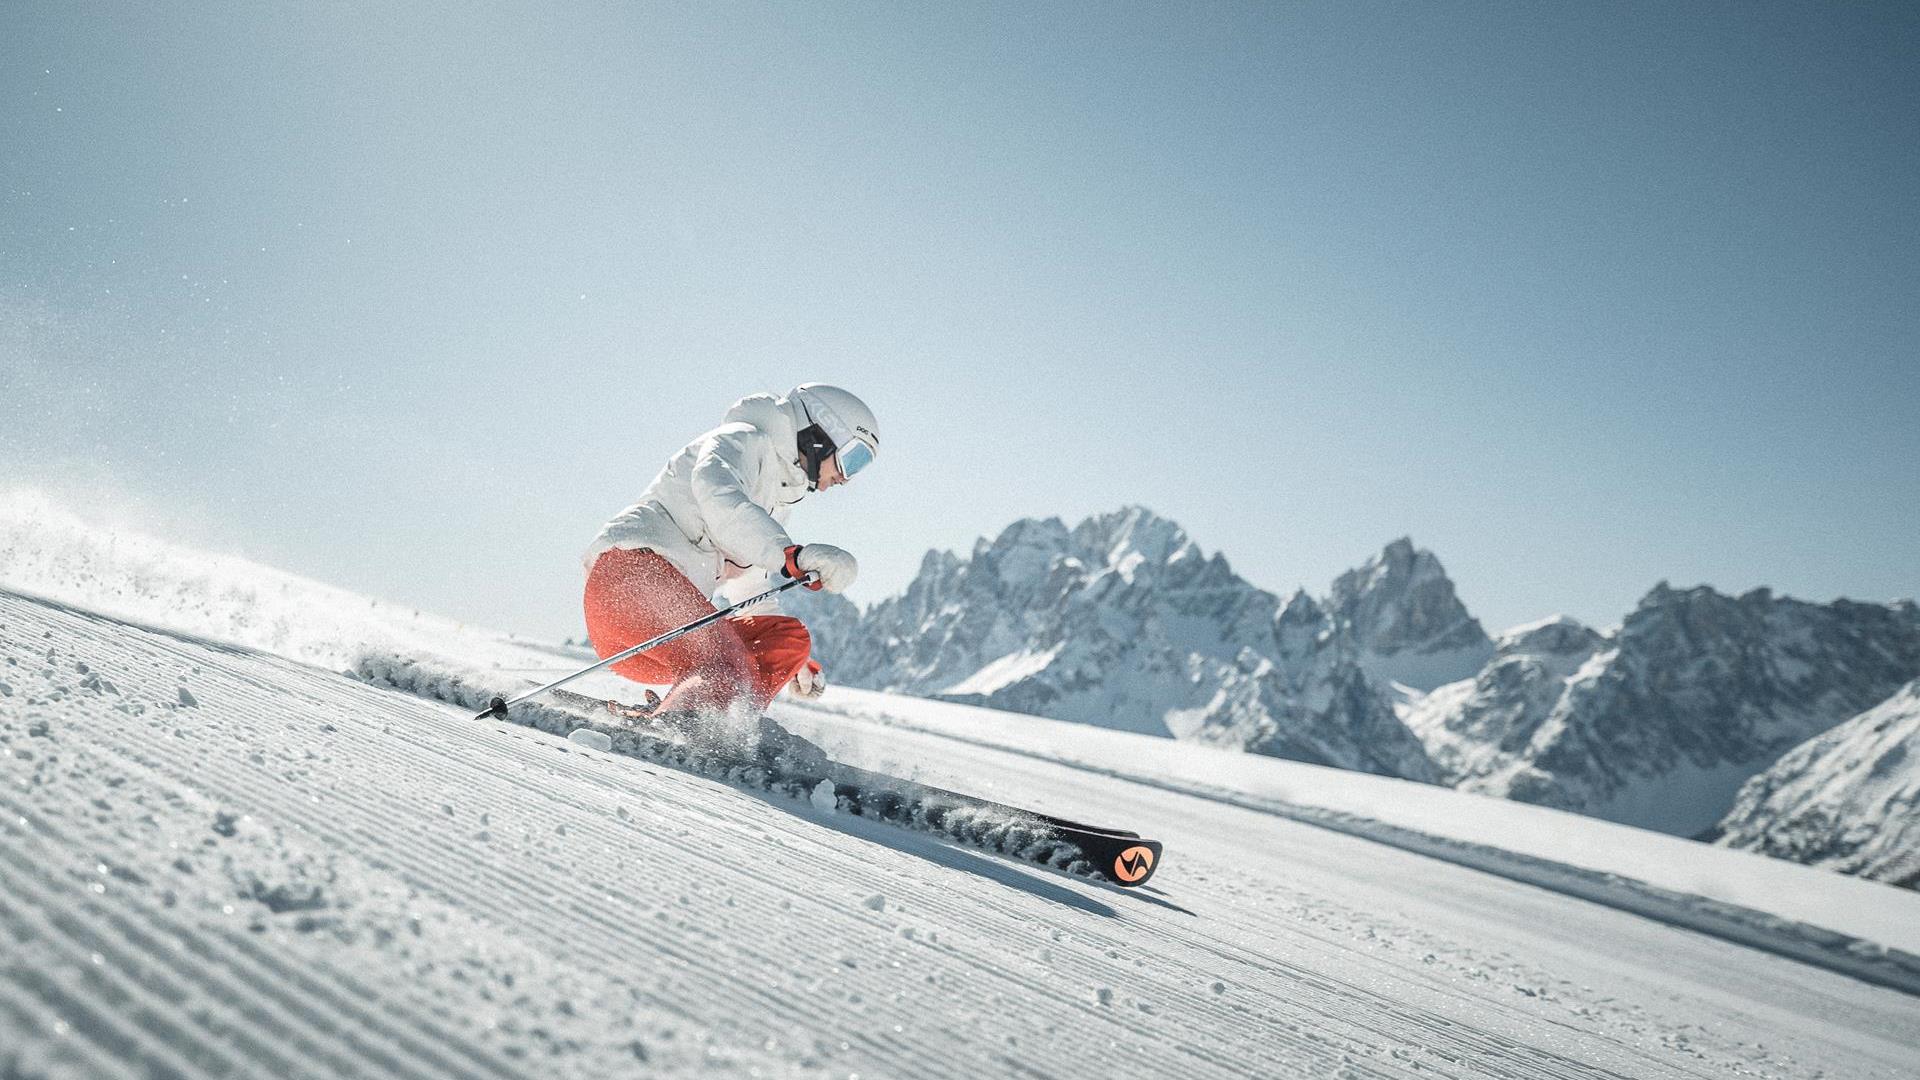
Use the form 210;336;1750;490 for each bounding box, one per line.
580;384;878;720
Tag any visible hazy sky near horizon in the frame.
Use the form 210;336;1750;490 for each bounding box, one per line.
4;2;1917;642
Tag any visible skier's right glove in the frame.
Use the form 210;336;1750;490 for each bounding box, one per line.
784;543;858;593
790;659;826;698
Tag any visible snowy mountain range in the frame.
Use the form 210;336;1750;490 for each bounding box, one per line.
799;506;1920;886
808;508;1488;782
1414;585;1920;838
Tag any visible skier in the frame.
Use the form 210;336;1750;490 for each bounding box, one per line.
580;384;877;720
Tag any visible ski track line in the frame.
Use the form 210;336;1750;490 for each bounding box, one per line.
0;861;250;1080
0;978;145;1080
0;590;1845;1079
0;709;607;1080
812;702;1920;1074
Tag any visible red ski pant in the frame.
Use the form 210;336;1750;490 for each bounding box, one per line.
582;547;813;715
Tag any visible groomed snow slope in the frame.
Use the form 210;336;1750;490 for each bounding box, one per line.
8;591;1920;1079
4;497;1920;1077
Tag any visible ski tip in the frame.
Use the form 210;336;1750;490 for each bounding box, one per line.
473;696;508;721
1105;842;1160;887
1053;826;1162;888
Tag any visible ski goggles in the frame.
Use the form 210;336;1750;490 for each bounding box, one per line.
836;437;875;478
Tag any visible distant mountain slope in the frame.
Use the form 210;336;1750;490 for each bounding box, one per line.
1422;585;1920;837
1714;679;1920;888
1405;614;1609;784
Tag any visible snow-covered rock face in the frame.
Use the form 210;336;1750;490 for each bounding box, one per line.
1714;679;1920;888
831;508;1282;740
1326;538;1495;692
1435;585;1920;837
825;509;1466;781
1405;615;1609;785
1189;656;1439;782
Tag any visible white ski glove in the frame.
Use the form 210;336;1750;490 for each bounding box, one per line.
790;659;826;699
783;543;858;593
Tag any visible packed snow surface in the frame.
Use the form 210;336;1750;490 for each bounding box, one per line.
4;495;1919;1078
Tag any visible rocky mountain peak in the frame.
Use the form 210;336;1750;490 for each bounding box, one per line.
1067;505;1196;570
1322;538;1493;692
1275;589;1328;661
971;516;1072;586
821;507;1446;780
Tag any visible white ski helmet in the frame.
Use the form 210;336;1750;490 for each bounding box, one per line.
789;383;880;486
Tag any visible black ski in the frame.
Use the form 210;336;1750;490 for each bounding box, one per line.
824;761;1161;886
541;687;1164;888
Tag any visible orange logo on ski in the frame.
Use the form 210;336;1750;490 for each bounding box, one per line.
1112;845;1155;883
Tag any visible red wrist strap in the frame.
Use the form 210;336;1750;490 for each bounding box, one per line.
784;545;824;590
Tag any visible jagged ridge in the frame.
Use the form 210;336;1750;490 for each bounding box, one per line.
1430;586;1920;837
819;508;1488;782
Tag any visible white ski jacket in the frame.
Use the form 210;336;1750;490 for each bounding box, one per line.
584;393;814;604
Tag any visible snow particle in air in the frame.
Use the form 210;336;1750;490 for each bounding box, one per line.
567;728;612;752
810;779;837;813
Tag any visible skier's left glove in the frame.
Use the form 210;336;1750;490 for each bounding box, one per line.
789;659;826;699
783;543;857;593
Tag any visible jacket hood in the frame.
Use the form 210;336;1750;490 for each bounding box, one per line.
723;392;810;486
723;392;801;444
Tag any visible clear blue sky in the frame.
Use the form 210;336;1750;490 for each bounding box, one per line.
4;2;1917;641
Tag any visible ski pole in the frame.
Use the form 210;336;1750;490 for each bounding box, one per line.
473;573;816;721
